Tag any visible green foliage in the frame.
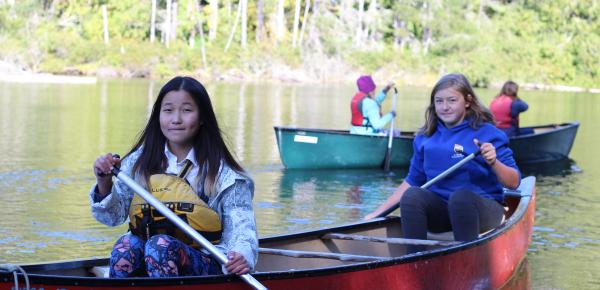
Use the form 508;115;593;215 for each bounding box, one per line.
0;0;598;88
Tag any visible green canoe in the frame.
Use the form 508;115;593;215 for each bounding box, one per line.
274;122;579;169
274;126;414;169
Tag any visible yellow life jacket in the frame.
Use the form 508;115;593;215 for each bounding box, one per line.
128;160;222;248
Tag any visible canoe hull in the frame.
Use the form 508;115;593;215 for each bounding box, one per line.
275;127;413;169
1;178;536;290
510;123;579;164
275;122;579;169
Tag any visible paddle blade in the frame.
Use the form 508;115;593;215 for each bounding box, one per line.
383;147;392;171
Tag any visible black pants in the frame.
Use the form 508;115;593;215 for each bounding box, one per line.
399;187;505;253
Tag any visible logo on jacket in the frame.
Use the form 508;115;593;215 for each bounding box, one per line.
452;144;465;159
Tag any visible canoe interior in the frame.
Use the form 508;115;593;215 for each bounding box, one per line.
256;193;522;272
11;195;524;277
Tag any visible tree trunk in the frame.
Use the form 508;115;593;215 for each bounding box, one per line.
102;4;109;45
172;1;178;43
165;0;172;47
356;0;364;46
150;0;157;43
193;0;207;67
393;16;404;49
209;0;218;40
240;0;247;48
224;1;242;51
478;0;484;29
276;0;286;42
298;0;311;48
256;0;264;42
423;1;432;55
292;0;301;48
366;0;377;42
42;0;53;10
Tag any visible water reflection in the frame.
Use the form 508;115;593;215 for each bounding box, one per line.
500;258;531;290
261;168;407;233
519;158;581;177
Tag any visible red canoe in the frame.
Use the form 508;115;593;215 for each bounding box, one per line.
1;177;536;290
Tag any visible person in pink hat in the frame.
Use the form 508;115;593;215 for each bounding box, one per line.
350;75;396;135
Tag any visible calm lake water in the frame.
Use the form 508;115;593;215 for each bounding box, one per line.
1;79;599;289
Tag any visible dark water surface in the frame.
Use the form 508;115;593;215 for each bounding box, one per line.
0;79;598;289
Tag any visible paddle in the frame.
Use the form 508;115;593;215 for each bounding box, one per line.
383;87;398;172
108;160;267;290
376;147;481;218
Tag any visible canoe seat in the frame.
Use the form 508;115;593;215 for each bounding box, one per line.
259;247;390;262
426;231;455;241
90;266;110;278
322;233;459;246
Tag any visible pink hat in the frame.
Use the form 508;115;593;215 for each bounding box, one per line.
357;75;376;93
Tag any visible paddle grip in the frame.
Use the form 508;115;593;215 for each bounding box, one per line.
97;154;121;177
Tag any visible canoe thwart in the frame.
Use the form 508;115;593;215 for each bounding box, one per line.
321;233;461;247
258;247;390;262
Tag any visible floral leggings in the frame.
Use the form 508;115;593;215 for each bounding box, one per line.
109;233;222;278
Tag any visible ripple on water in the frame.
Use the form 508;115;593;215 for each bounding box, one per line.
255;201;284;209
286;218;310;225
36;231;112;243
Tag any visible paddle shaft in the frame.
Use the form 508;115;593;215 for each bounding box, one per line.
383;88;398;172
376;150;481;218
111;167;267;290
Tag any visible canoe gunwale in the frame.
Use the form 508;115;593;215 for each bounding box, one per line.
274;126;416;140
1;177;535;287
510;121;579;140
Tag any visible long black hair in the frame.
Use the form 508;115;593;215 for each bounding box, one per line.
126;76;245;196
420;73;494;136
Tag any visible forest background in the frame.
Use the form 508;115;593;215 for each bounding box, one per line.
0;0;598;88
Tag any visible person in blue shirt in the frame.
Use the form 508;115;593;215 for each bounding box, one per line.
365;73;520;253
350;75;396;135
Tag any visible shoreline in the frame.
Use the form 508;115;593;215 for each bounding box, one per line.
0;70;598;94
0;73;97;85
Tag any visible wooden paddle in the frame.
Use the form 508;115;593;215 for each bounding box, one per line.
108;160;267;290
376;147;481;218
383;87;398;172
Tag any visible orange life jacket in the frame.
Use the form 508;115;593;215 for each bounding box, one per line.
490;95;516;129
351;92;368;126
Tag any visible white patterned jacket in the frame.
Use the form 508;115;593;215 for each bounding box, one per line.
88;148;259;271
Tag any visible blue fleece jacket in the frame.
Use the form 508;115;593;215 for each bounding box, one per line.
405;118;520;203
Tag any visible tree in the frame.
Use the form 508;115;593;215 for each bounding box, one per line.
209;0;218;40
298;0;311;47
102;4;109;44
150;0;157;43
241;0;247;48
256;0;264;42
276;0;286;42
292;0;301;47
356;0;364;45
224;0;241;51
165;0;172;47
